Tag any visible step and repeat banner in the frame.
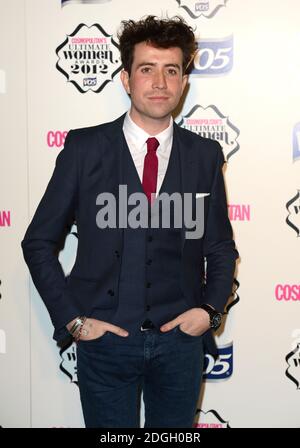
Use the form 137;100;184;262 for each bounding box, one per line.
1;0;300;428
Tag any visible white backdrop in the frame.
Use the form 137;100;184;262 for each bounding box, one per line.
1;0;300;428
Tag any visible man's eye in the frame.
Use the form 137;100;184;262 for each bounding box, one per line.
168;69;177;75
141;67;151;73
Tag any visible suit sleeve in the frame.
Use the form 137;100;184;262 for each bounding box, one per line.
202;141;239;312
21;130;81;340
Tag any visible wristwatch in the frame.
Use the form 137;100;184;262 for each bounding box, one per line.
199;304;222;330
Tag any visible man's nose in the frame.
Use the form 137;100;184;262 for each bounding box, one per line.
152;70;167;89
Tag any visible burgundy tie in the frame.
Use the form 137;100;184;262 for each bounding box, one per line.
142;137;159;205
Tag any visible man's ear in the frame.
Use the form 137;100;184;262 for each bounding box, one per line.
181;74;188;94
120;69;130;95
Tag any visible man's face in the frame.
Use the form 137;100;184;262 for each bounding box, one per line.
121;41;188;122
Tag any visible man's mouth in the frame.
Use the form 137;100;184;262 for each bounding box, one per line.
148;96;169;101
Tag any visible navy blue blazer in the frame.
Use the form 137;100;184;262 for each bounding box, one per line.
21;113;239;353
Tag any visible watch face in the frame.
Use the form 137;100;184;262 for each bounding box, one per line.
212;313;222;328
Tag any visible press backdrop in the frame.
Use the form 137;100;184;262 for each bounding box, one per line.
1;0;300;428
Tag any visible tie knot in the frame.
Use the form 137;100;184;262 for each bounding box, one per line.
146;137;160;153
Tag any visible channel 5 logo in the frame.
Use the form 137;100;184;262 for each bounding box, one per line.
191;35;233;76
203;342;233;381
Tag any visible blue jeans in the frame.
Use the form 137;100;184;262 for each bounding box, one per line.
76;325;204;428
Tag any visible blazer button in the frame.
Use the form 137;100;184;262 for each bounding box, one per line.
115;250;120;258
146;305;151;311
107;289;114;296
147;236;153;242
146;282;151;288
146;259;152;265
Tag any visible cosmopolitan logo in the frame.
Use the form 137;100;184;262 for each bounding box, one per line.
292;122;300;162
286;190;300;237
56;23;122;93
178;105;240;161
62;0;111;6
175;0;229;19
228;204;250;221
47;131;68;148
0;69;5;94
194;409;230;428
275;284;300;301
0;211;11;227
203;342;233;381
191;36;233;76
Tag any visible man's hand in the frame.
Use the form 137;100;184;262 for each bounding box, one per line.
160;308;210;336
66;317;129;341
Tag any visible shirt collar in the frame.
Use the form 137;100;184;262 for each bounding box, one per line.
123;110;173;153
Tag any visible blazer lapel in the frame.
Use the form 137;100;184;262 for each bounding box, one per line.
100;113;127;251
173;123;199;253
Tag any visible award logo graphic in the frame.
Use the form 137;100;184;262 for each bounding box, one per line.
175;0;229;19
191;36;233;76
56;23;122;93
62;0;111;6
285;343;300;389
194;409;231;428
57;223;79;382
177;105;240;161
223;278;240;315
293;122;300;162
59;339;78;385
286;190;300;237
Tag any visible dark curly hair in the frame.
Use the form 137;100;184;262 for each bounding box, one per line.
118;15;197;76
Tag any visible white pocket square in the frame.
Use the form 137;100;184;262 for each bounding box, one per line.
195;192;210;199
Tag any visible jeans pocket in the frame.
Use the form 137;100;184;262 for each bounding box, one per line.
78;331;110;344
177;325;203;338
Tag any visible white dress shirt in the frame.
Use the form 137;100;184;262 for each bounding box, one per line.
122;111;174;197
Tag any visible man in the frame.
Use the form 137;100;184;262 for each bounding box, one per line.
21;16;239;428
